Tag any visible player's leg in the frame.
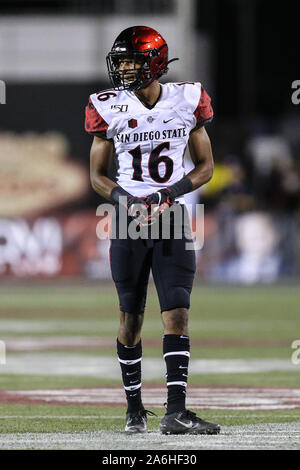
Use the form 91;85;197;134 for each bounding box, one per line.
118;311;144;345
152;233;194;417
110;233;152;433
118;310;144;415
161;307;189;335
160;306;219;434
152;205;220;434
117;311;149;433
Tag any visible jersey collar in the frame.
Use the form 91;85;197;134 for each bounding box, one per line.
126;84;164;111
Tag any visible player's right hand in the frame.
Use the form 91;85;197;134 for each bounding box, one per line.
127;196;149;220
127;197;161;227
144;188;175;215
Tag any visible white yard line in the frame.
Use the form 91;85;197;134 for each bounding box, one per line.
0;423;299;450
0;414;297;419
0;353;297;378
2;337;114;351
0;416;124;419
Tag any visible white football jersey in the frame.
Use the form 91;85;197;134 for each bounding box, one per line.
85;82;213;203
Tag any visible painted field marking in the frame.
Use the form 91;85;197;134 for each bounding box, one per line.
0;414;297;419
0;354;297;378
0;416;124;419
0;423;299;450
2;335;288;351
0;318;293;334
1;386;300;410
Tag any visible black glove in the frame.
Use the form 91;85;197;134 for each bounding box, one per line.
111;186;149;224
127;196;149;220
144;188;175;213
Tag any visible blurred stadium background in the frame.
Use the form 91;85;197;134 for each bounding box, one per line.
0;0;299;283
0;0;300;450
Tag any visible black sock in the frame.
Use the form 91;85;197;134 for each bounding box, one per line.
117;338;143;413
163;334;190;414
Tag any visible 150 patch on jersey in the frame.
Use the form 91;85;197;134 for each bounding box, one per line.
111;104;128;112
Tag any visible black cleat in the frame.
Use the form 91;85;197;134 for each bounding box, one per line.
160;409;221;435
125;408;156;433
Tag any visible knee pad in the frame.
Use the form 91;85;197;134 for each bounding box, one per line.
118;289;147;315
163;286;191;311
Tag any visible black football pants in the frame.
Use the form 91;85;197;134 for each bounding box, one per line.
109;204;196;314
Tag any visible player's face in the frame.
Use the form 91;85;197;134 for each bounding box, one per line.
118;58;142;84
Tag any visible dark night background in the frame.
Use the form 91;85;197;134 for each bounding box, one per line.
1;1;298;148
0;0;299;280
0;0;299;212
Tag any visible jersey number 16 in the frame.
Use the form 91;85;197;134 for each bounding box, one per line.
128;142;173;183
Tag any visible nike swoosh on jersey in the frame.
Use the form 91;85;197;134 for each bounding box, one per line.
174;418;193;428
163;118;174;123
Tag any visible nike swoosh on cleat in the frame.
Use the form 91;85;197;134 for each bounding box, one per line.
174;418;193;428
126;371;138;376
163;118;174;123
179;366;188;369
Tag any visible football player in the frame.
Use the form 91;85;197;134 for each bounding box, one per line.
85;26;220;435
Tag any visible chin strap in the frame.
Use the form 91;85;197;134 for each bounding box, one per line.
167;58;179;66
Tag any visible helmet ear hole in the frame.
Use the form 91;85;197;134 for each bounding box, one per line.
150;56;162;74
149;55;167;78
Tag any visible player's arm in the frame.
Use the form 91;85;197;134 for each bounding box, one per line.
186;125;214;190
90;135;117;201
144;85;214;208
144;127;214;209
90;136;147;216
86;97;145;210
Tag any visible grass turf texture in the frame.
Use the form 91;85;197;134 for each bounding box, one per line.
0;283;299;338
0;371;299;390
0;284;298;361
0;282;300;436
0;404;299;434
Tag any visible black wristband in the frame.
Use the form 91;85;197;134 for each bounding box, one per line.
167;176;193;198
110;186;133;207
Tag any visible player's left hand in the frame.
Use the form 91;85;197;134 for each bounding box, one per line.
127;196;157;227
144;188;175;215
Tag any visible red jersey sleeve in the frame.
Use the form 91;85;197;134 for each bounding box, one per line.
193;85;214;127
85;98;109;138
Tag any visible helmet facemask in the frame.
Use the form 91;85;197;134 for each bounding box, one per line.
106;52;149;91
106;46;169;91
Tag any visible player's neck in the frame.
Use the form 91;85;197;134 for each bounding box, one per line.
134;80;161;108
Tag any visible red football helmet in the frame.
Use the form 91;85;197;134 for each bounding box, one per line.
106;26;178;91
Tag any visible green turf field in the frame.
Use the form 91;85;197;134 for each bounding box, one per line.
0;281;299;448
